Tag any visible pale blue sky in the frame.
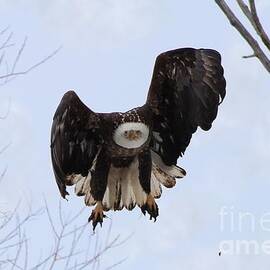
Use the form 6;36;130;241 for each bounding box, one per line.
0;1;270;269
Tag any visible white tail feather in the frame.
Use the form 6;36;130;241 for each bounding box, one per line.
103;166;122;210
72;151;185;211
102;158;147;209
120;167;135;209
127;158;147;207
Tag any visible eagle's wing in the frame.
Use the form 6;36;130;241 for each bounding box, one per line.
50;91;101;198
146;48;226;165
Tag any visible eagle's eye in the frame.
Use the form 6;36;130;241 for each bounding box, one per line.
123;130;129;138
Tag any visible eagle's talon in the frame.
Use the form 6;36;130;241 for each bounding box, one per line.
149;215;157;222
88;201;105;230
141;205;147;215
141;195;159;221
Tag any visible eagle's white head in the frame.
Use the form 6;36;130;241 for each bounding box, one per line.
113;122;149;149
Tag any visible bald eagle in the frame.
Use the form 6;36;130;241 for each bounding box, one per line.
51;48;226;229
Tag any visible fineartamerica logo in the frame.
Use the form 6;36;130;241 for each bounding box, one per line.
218;206;270;255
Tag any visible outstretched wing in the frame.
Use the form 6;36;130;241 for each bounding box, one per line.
50;91;101;198
147;48;226;165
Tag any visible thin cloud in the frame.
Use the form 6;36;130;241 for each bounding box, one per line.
3;0;168;48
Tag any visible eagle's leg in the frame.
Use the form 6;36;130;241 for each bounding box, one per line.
89;148;111;230
138;150;159;221
88;201;105;230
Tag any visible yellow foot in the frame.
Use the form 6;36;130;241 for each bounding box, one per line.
141;194;159;221
88;201;106;230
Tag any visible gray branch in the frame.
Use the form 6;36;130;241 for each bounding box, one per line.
249;0;270;51
0;200;126;269
215;0;270;73
0;27;62;85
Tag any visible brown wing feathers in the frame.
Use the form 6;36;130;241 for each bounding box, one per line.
50;91;101;198
147;48;226;165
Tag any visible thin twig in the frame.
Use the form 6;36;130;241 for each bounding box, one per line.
47;228;64;270
1;199;125;269
11;216;23;270
0;208;41;246
76;235;121;270
0;51;5;67
23;237;28;270
0;43;15;50
2;259;24;270
0;32;13;51
58;200;64;228
0;202;21;231
44;198;59;239
10;37;27;79
66;207;86;226
0;97;11;120
0;167;8;184
0;26;10;36
242;53;256;58
29;252;56;270
0;46;62;80
105;257;127;270
64;224;88;270
0;239;27;251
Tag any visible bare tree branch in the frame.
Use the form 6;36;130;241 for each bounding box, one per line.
0;46;61;81
236;0;255;25
249;0;270;51
0;142;11;154
236;0;270;51
105;258;127;270
0;25;125;270
0;52;5;67
10;37;27;79
0;27;62;84
0;166;8;184
215;0;270;73
1;200;126;270
0;32;14;51
0;26;10;36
